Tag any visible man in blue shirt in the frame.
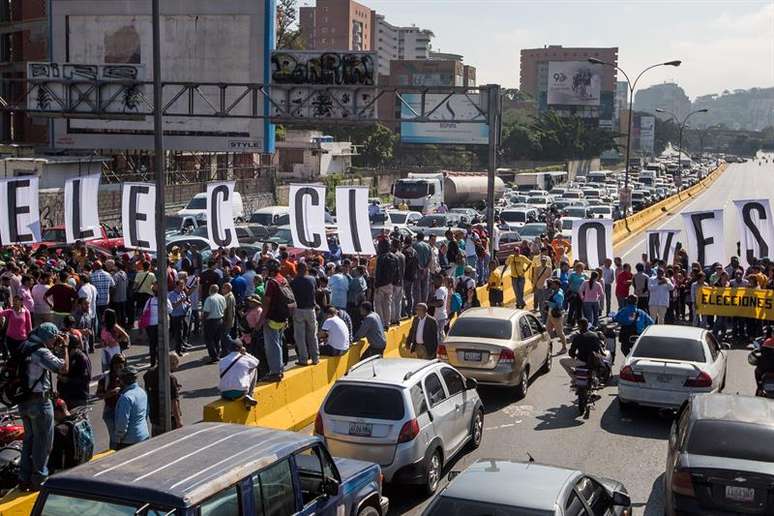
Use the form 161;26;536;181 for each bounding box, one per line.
355;302;387;359
614;295;654;356
230;267;248;304
168;279;190;355
328;264;350;311
545;279;568;354
567;263;588;327
113;366;150;449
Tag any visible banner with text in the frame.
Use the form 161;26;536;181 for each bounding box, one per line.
696;286;774;320
682;210;725;267
0;177;41;246
121;183;156;252
289;184;329;252
64;174;101;244
335;186;376;256
733;199;774;266
646;229;680;264
571;218;613;269
206;181;239;250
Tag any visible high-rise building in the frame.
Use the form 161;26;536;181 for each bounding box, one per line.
615;80;629;125
299;0;373;51
0;0;50;145
372;14;434;75
519;45;618;126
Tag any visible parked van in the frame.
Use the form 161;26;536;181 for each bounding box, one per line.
249;206;290;227
176;192;245;222
31;423;389;516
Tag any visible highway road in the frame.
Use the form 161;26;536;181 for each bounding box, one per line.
388;154;774;515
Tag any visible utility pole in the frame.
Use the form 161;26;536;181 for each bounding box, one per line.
486;84;500;260
152;0;172;433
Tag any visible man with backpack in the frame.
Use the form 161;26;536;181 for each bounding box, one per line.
256;259;295;382
11;322;69;491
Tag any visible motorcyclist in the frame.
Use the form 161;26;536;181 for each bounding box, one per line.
754;326;774;387
613;294;654;355
560;318;605;381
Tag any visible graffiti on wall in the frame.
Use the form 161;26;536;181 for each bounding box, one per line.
27;62;145;116
270;51;377;120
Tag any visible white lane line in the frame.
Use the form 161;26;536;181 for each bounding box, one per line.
484;423;518;431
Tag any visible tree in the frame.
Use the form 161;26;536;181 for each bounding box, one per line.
359;124;399;167
276;0;304;50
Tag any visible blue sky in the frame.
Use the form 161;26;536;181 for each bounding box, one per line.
352;0;774;99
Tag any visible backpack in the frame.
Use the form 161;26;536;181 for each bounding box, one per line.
268;277;297;322
450;292;463;313
0;343;45;408
64;409;94;468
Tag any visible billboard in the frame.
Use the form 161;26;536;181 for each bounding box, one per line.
49;0;274;152
269;51;377;120
640;116;655;155
400;93;489;145
547;61;601;106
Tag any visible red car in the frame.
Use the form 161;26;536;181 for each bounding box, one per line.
36;224;124;251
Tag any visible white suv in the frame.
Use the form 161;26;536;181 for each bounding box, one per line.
315;357;484;495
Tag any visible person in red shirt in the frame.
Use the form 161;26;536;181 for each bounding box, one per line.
615;263;633;310
45;271;79;327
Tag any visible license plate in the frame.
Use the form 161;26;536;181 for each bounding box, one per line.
348;422;373;437
463;351;483;362
725;485;755;503
657;374;672;383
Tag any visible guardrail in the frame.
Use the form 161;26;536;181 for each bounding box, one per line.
0;164;727;516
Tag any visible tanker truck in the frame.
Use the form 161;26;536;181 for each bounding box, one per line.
392;171;506;213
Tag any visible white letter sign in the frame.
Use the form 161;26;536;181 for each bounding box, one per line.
289;184;329;252
336;186;376;256
64;174;102;243
121;183;156;252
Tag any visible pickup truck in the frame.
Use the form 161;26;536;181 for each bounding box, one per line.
27;423;389;516
36;224;124;251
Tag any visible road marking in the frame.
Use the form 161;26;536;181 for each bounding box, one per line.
485;423;518;431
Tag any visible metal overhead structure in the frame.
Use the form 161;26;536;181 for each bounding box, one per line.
0;55;501;435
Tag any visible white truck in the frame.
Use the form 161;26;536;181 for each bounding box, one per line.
392;171;505;212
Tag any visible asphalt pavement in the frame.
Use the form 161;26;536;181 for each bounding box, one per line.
388;154;774;515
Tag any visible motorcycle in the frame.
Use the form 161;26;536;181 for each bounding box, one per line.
0;414;23;447
748;340;774;398
573;349;613;418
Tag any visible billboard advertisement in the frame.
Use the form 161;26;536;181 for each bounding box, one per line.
640;116;655;155
400;92;489;145
49;0;274;152
547;61;601;106
269;51;377;120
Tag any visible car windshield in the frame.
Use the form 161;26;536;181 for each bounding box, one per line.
42;228;66;242
527;197;546;204
632;336;706;362
449;317;512;340
389;213;408;224
394;180;429;199
561;219;575;230
425;496;553;516
589;207;611;214
501;211;527;223
324;385;405;420
268;228;293;245
686;420;774;462
185;197;206;210
249;213;274;225
165;216;184;231
40;493;171;516
518;225;546;238
564;191;582;198
565;208;587;218
416;215;448;227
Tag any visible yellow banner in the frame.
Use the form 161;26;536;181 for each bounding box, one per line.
697;286;774;320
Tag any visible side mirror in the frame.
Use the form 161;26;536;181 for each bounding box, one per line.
466;377;478;390
322;477;340;497
612;491;631;507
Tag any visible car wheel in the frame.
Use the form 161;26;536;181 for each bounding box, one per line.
357;506;380;516
468;409;484;450
515;366;529;399
424;449;443;495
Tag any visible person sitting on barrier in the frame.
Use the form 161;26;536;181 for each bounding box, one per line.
318;307;351;357
218;340;259;408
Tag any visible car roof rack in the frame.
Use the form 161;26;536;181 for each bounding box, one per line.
404;359;441;381
345;354;382;376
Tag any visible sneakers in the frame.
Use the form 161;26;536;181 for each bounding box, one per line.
243;395;258;408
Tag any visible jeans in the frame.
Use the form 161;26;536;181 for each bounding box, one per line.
170;315;186;353
204;318;224;360
19;398;54;485
111;300;128;328
293;308;318;364
512;277;526;308
263;325;285;376
146;325;159;367
403;280;414;317
604;284;612;315
567;292;582;326
412;269;430;307
466;255;477;268
96;305;108;340
391;285;403;324
374;285;393;329
583;301;600;328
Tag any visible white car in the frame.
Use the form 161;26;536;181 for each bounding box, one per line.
618;325;727;410
499;208;537;229
387;210;423;228
587;205;613;219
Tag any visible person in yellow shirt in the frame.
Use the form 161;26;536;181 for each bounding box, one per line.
488;260;504;307
505;248;532;308
398;200;409;211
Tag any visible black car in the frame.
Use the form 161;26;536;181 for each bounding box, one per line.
666;393;774;515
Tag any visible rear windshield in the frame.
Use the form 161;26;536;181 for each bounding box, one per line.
449;318;512;340
632;337;706;362
40;493;171;515
501;211;527;222
687;420;774;462
426;497;552;516
324;385;405;420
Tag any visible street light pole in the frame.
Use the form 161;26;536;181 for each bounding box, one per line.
152;0;172;434
588;58;681;214
655;107;709;182
486;84;501;261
